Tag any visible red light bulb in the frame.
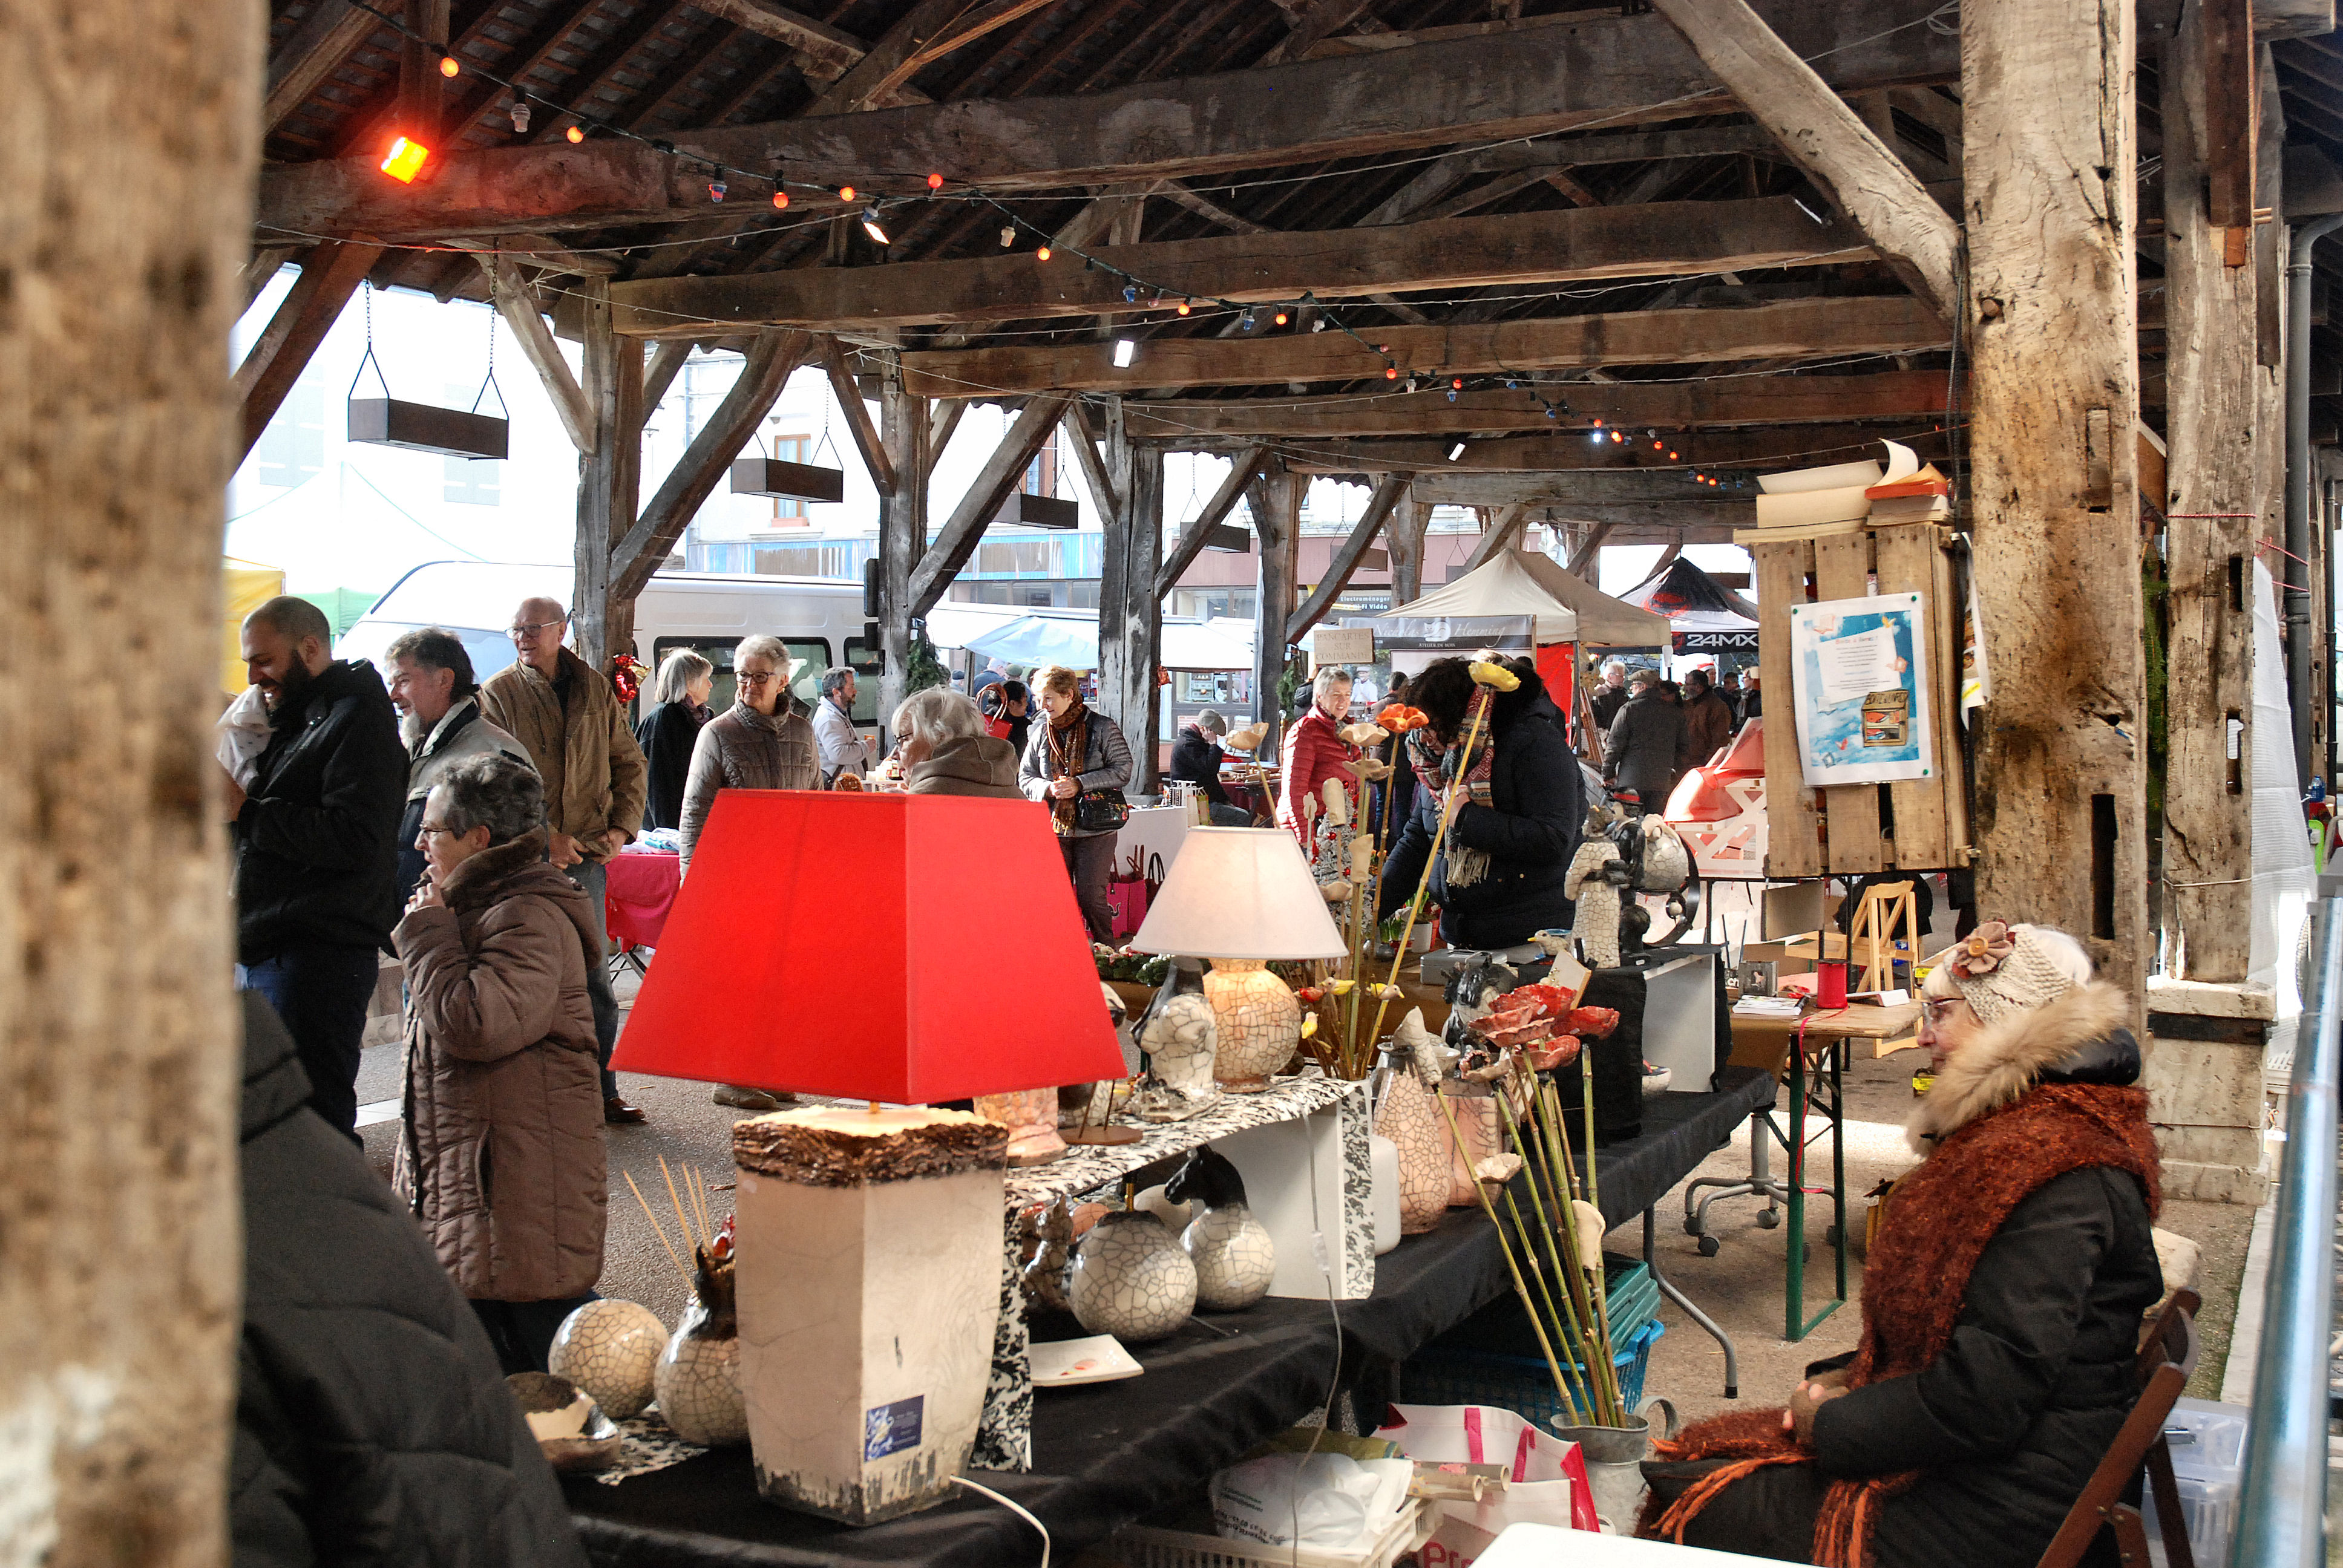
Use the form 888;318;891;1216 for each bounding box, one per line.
565;124;583;143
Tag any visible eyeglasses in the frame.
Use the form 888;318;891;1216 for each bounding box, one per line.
738;670;782;687
1921;997;1961;1026
508;618;564;639
418;822;462;839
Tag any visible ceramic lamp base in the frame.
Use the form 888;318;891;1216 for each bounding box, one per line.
1203;958;1302;1093
733;1106;1006;1526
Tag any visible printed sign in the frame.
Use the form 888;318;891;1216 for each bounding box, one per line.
863;1394;925;1460
1787;593;1935;787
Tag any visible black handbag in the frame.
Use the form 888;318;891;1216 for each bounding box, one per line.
1075;788;1131;832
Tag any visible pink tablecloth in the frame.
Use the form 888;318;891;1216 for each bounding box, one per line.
606;848;680;952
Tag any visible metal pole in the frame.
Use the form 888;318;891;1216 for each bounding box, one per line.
2284;217;2343;787
2233;896;2342;1568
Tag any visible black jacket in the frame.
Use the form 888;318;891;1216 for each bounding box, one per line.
230;991;587;1568
1602;689;1689;802
1376;672;1582;949
1168;727;1232;808
1588;682;1630;734
634;699;707;832
236;659;407;963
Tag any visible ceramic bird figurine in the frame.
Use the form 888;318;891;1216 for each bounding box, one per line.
1136;958;1220;1122
1164;1148;1276;1310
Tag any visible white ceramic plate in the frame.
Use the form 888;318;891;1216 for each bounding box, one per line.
1029;1334;1144;1387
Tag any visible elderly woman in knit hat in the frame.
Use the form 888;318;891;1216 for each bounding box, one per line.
1641;922;2164;1567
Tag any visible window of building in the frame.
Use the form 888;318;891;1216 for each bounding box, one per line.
1023;429;1058;496
252;381;324;489
765;433;811;522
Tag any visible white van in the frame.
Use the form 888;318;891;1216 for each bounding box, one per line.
335;561;885;734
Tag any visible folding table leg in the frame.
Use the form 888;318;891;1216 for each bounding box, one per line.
1645;1207;1738;1399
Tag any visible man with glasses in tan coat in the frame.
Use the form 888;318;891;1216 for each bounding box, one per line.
478;597;650;1125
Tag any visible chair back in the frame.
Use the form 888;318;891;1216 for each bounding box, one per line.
2034;1289;2202;1568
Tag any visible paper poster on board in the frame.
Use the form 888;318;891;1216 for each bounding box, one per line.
1788;593;1935;786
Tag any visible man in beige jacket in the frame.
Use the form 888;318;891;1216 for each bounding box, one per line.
479;596;650;1125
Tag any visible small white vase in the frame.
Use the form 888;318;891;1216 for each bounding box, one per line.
549;1298;667;1421
1183;1202;1276;1311
1067;1212;1197;1342
1369;1134;1402;1256
655;1290;747;1446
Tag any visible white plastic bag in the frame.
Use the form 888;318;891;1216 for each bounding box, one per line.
216;684;272;788
1208;1452;1413;1552
1373;1402;1599;1553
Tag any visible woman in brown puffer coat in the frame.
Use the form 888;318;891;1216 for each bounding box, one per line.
395;753;608;1376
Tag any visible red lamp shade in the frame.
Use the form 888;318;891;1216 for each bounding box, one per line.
611;790;1126;1103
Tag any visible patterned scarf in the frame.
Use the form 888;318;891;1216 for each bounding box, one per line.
1407;688;1499;888
1045;700;1090;834
1640;1080;2160;1566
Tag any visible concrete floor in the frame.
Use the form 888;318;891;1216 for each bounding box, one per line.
355;940;2258;1426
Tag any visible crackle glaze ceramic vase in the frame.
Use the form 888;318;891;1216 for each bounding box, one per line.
1067;1211;1197;1342
1164;1148;1275;1310
549;1298;667;1421
654;1250;748;1446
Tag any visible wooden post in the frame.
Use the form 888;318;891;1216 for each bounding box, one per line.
1;0;252;1553
1388;488;1431;604
2160;1;2260;982
1253;463;1302;730
1097;403;1164;791
574;278;644;674
875;356;926;723
1964;0;2148;1000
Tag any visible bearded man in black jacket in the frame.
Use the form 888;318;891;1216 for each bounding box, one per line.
226;595;405;1139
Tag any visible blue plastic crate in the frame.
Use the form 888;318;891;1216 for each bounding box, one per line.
1401;1319;1666;1429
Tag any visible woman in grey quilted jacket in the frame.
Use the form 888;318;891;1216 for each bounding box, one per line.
394;753;608;1376
679;634;821;870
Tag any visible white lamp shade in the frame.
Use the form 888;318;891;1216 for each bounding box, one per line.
1129;828;1348;960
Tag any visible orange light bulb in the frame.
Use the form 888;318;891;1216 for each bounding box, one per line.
1273;310;1288;325
565;124;583;143
439;54;460;77
1385;366;1400;381
1176;300;1191;315
772;189;789;209
1037;244;1052;261
927;172;943;190
838;185;856;203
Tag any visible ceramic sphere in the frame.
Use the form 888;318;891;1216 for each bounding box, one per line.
1183;1204;1276;1311
655;1327;748;1446
1068;1212;1197;1343
548;1299;667;1420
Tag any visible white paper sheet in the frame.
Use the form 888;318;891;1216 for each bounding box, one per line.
1815;626;1901;705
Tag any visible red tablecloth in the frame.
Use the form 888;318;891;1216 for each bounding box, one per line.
606;848;680;952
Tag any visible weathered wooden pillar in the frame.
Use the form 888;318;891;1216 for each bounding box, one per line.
876;356;928;723
574;278;644;674
1962;0;2148;1001
1388;488;1431;605
1;0;253;1554
2159;0;2261;983
1253;463;1302;730
1097;407;1165;791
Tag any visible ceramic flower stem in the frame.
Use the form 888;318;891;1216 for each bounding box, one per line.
1495;1183;1598;1426
1429;1082;1578;1417
1486;1099;1602;1425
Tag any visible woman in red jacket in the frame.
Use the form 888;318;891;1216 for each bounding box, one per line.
1277;665;1362;851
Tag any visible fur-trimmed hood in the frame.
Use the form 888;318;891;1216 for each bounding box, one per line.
1908;979;2138;1154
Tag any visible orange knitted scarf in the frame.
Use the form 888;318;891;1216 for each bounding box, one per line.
1639;1081;2160;1566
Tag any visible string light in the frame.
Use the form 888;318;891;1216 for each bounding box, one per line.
1112;339;1138;368
860;206;890;246
1384;365;1398;380
1273;308;1289;326
508;100;530;132
565;123;583;143
1240;307;1258;332
380;136;430;183
1176;298;1191;315
927;172;944;190
709;178;727;202
1122;284;1139;303
1037;244;1052;261
837;184;856;203
439;54;460;77
1446;442;1467;462
773;188;790;210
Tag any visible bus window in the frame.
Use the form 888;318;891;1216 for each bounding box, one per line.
782;639;830;715
844;636;883;723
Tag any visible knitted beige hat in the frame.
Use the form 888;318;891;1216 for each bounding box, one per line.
1921;922;2094;1026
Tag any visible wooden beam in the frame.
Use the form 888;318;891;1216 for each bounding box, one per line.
1122;370;1950;439
1277;422;1956;475
254;0;1959;239
612;332;811;600
264;0;382;134
1098;417;1166;791
1460;503;1535;572
926;398;966;479
643;339;693;412
233;240;382;462
612;197;1869;336
1388;488;1432;603
824;338;896;495
1158;444;1269;596
399;0;451;143
908;392;1075;615
2159;0;2261;979
874;361;927;719
684;0;929;101
1064;400;1121;523
805;0;1059;117
1567;518;1618;572
1965;0;2146;999
1288;473;1409;643
903;296;1948;397
573;279;645;674
240;243;299;312
1648;0;1962;321
479;255;595;454
1254;465;1302;727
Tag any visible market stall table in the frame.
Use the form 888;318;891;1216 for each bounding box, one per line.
563;1069;1777;1568
606;845;681;969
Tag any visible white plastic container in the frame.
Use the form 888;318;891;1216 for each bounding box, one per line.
2143;1396;2249;1568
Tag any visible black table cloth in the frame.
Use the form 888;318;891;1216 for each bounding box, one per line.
566;1069;1777;1568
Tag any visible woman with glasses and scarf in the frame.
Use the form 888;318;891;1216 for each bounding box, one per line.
1375;656;1581;950
1018;665;1132;944
1640;923;2164;1568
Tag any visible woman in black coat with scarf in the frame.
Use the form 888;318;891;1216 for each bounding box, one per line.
1375;656;1581;949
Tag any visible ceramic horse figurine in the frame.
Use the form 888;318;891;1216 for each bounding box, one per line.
1163;1147;1276;1310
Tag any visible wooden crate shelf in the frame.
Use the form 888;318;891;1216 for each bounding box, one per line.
1749;521;1971;879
